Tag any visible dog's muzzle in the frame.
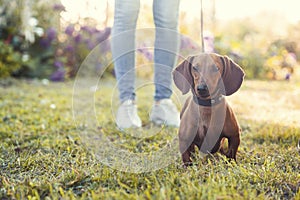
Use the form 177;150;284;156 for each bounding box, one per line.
197;84;209;97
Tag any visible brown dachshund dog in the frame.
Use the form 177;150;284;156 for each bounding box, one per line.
173;53;245;166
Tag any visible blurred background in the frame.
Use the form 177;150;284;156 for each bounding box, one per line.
0;0;299;81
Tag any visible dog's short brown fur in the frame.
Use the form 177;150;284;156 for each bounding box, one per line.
173;53;245;166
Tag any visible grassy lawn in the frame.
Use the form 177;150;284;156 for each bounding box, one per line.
0;78;299;200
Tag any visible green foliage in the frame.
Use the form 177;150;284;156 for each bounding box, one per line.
240;48;266;79
32;0;61;30
0;0;23;37
0;41;22;78
0;0;111;81
213;19;265;79
0;1;299;80
19;38;57;79
0;0;63;79
287;21;300;58
209;17;300;79
0;79;299;199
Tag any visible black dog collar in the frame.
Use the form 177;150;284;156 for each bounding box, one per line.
193;95;224;107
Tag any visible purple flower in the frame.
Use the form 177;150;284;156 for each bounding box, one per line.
65;45;74;52
285;73;291;80
144;51;153;60
40;37;51;48
180;36;197;50
180;36;189;49
46;28;57;42
81;26;95;35
86;39;95;50
96;27;111;43
203;31;215;53
100;40;111;53
54;60;63;68
50;69;65;82
53;3;66;11
288;52;297;60
137;46;153;61
65;25;74;36
74;34;82;43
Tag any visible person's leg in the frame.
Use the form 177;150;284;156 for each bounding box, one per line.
150;0;180;127
111;0;140;102
111;0;142;129
153;0;180;101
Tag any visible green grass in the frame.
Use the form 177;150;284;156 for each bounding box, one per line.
0;78;299;200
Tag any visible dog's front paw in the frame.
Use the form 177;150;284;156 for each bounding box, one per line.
225;148;237;161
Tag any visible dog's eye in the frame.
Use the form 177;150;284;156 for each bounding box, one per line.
192;66;199;71
212;66;219;72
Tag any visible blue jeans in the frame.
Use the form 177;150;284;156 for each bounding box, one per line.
111;0;180;102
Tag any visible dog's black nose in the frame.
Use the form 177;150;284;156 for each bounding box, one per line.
197;84;208;93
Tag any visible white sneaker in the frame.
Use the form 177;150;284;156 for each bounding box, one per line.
150;99;180;127
116;100;142;129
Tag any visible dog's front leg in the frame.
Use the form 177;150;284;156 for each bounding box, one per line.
226;134;240;161
178;109;198;167
179;139;193;166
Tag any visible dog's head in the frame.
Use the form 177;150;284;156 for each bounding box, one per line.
173;53;245;98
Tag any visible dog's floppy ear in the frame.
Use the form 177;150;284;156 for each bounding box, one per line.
220;55;245;96
173;56;194;95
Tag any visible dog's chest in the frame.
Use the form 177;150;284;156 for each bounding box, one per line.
196;107;212;137
193;102;227;138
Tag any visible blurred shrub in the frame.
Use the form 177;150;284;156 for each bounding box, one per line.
264;39;298;80
0;41;22;78
58;23;112;80
213;18;299;79
1;1;299;81
213;19;265;79
0;0;22;41
0;0;112;81
0;0;62;79
17;24;112;81
17;28;58;79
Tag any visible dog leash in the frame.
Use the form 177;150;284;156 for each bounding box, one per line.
200;0;205;52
